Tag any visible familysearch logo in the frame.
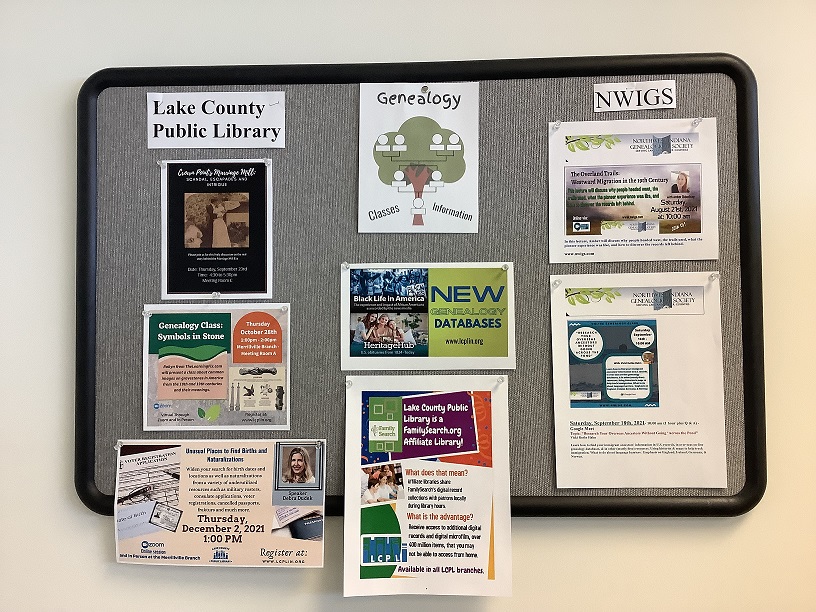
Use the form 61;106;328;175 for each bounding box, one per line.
368;396;403;453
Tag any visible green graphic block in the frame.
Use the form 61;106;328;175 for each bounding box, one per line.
368;396;403;453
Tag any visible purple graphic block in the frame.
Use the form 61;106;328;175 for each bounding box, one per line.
392;391;477;460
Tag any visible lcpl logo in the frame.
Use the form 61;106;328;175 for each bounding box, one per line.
361;535;408;565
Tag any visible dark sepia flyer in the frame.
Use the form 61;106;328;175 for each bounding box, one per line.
115;440;325;567
143;303;290;430
161;159;273;299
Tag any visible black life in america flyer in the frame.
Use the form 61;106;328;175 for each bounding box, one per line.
161;159;273;300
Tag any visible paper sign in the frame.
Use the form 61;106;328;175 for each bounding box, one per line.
147;91;285;149
344;375;511;597
548;118;719;262
115;440;325;567
143;303;290;430
341;263;516;370
593;80;677;112
549;272;727;488
358;82;479;233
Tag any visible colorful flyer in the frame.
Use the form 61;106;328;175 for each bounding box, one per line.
340;263;516;370
115;440;325;567
143;303;290;430
343;375;511;597
549;272;727;488
358;82;479;233
548;118;719;262
161;158;273;299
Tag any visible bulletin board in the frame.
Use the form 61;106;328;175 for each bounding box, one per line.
76;53;765;517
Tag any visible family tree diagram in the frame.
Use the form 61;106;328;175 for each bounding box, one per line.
372;116;466;226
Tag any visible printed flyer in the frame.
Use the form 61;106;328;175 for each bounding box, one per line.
161;158;273;299
358;82;479;233
549;272;727;488
343;375;511;597
340;263;516;370
548;118;719;262
143;303;290;430
115;440;325;567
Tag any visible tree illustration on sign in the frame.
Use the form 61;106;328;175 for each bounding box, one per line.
373;116;466;226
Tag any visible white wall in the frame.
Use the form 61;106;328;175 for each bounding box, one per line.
1;2;813;609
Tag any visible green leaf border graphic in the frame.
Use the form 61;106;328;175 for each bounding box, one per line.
565;134;621;152
565;288;622;305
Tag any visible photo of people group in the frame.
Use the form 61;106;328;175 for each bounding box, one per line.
350;311;426;347
183;192;250;249
360;462;404;505
349;268;430;356
350;268;427;300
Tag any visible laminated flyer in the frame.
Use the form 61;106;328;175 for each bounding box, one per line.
161;158;273;299
143;303;290;430
343;375;511;597
115;440;325;567
358;82;479;233
340;263;516;370
548;118;719;262
549;272;727;488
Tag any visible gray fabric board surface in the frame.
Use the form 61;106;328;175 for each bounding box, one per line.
93;73;745;499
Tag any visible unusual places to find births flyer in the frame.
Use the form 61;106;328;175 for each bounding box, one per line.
115;440;325;567
343;375;512;597
549;271;727;489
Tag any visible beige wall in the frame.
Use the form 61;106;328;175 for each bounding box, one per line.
1;1;813;609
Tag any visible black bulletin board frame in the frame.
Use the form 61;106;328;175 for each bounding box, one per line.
76;53;765;517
